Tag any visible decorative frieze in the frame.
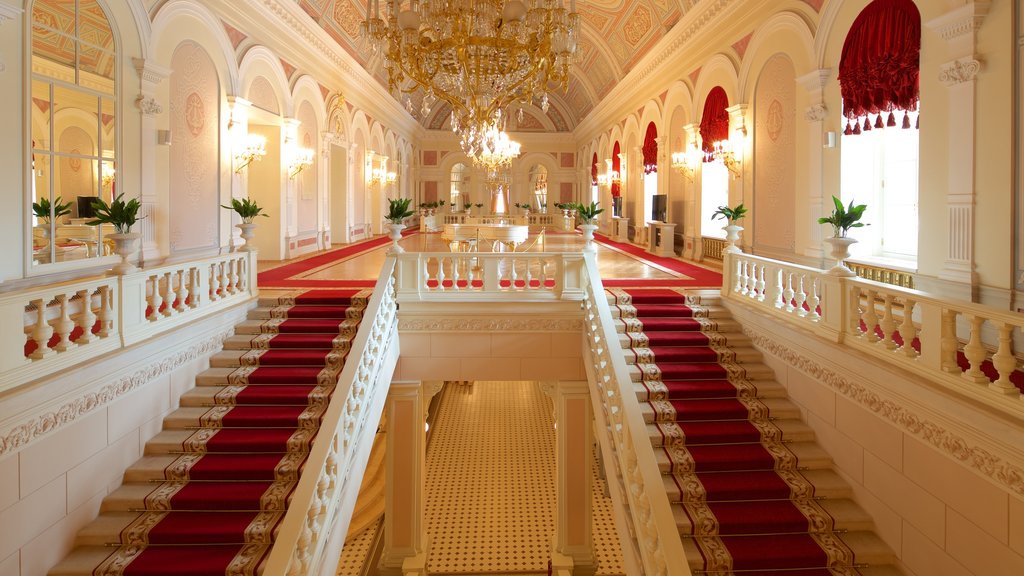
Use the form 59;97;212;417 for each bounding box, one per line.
743;325;1024;498
926;1;990;42
939;58;982;86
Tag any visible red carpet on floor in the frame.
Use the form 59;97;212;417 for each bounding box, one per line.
595;233;723;287
94;289;370;575
257;233;414;288
609;287;858;574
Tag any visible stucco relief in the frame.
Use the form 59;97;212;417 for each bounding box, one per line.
753;54;796;252
169;41;219;253
332;0;362;37
623;6;652;46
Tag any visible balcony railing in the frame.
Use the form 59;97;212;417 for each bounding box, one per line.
394;251;586;301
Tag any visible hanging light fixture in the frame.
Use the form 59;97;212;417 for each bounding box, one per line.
471;121;522;172
362;0;579;156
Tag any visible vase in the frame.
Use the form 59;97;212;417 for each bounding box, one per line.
387;223;405;254
723;224;744;254
824;236;858;276
109;232;141;274
580;223;599;253
236;222;257;252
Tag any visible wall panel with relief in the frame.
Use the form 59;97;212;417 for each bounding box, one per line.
28;0;117;268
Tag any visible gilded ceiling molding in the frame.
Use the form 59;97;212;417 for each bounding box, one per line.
0;329;234;456
398;318;584;332
634;0;734;84
742;325;1024;498
257;0;354;76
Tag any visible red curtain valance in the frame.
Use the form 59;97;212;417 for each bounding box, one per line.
611;141;621;198
699;86;730;155
642;122;658;174
591;153;598;186
838;0;920;134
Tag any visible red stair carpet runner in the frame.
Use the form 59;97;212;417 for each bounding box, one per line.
607;287;896;576
75;289;370;576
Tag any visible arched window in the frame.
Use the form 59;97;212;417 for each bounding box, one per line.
700;87;730;239
450;163;468;209
30;0;117;267
838;0;920;260
612;141;622;216
591;153;599;204
642;122;659;222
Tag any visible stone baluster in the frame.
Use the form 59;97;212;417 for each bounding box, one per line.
989;322;1019;395
862;290;880;343
160;272;174;316
227;259;238;295
961;315;988;383
28;299;54;359
754;264;766;301
940;309;960;373
174;269;189;313
765;265;782;309
794;275;807;316
97;286;114;337
52;294;75;352
732;257;743;294
879;294;897;350
435;257;446;289
782;272;795;313
849;285;863;336
899;298;918;357
147;275;163;321
218;261;229;297
75;289;97;344
806;277;821;320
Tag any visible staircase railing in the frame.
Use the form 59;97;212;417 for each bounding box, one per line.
580;252;692;576
394;251;586;301
264;256;400;576
723;252;1024;418
1;251;256;392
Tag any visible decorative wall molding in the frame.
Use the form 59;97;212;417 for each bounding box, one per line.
0;329;233;456
926;1;990;42
939;58;982;86
397;317;584;332
257;0;354;76
742;325;1024;498
135;95;164;115
0;4;22;22
804;103;827;122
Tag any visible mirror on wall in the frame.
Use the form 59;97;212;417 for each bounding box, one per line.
450;162;469;211
529;164;548;213
29;0;117;267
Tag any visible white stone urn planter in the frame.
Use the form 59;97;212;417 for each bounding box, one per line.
723;224;744;254
236;222;258;252
387;223;406;254
580;223;599;253
824;236;858;276
109;232;141;274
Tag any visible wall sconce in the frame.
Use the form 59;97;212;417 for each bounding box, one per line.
386;171;397;185
101;164;116;188
609;170;622;188
711;140;741;179
671;147;698;182
596;172;608;188
234;134;267;173
288;147;314;178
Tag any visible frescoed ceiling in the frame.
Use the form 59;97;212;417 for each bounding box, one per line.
295;0;697;131
31;0;116;80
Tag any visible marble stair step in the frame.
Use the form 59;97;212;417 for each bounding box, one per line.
617;332;753;349
221;334;349;350
679;530;897;572
606;303;733;320
646;418;815;447
640;396;802;424
232;318;361;335
621;346;764;366
51;547;137;576
614;317;742;334
632;379;788;402
661;468;854;503
195;367;339;387
672;497;876;535
655;440;834;474
101;480;295;513
208;349;348;368
75;511;280;547
628;362;776;383
246;306;365;320
161;405;322;430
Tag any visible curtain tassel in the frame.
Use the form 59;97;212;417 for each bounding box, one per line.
874;115;884;129
862;117;871;132
915;114;920;129
887;112;897;127
902;111;911;129
844;120;853;136
852;122;861;135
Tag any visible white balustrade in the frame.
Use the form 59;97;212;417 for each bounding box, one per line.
264;258;399;576
1;252;257;392
723;252;1024;415
580;252;691;576
394;252;586;301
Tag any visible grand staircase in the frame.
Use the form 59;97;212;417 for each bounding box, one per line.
51;289;372;576
607;287;903;575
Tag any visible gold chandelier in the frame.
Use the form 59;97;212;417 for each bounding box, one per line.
361;0;580;156
472;121;522;172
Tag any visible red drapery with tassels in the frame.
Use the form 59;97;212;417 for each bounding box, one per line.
591;153;598;186
838;0;920;135
642;122;658;174
699;87;730;156
611;141;621;197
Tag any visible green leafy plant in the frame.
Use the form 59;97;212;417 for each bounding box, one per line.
711;203;748;224
32;196;73;222
574;201;604;225
818;195;868;238
221;197;268;223
87;194;145;234
386;197;414;224
474;203;483;209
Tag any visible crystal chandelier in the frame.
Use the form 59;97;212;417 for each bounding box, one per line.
361;0;580;155
470;120;521;172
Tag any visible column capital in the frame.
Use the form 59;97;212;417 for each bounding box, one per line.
939;57;982;86
132;57;172;88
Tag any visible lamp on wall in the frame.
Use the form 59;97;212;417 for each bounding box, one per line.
365;151;389;186
711;140;741;179
234;134;267;173
609;169;621;188
287;147;314;178
671;146;698;182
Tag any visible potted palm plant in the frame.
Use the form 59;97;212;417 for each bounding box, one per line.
87;194;145;274
575;201;604;253
32;196;73;239
222;197;268;252
818;195;868;276
386;197;414;253
711;203;747;254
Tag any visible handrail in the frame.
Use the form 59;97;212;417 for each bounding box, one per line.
580;252;692;576
394;251;586;301
723;251;1024;418
264;256;399;575
1;251;256;392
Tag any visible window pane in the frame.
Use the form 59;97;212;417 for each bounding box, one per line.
100;97;115;159
701;161;728;238
78;0;114;52
32;24;75;72
31;1;76;36
31;79;52;151
79;43;115;87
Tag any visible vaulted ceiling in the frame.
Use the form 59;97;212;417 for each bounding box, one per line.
295;0;699;132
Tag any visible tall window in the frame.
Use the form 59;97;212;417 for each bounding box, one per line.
591;153;599;205
611;141;622;217
642;122;658;223
450;162;467;209
838;0;920;261
30;0;117;266
700;87;730;239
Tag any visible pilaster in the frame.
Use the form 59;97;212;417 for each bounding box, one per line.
380;380;429;575
726;103;749;251
682;123;700;260
132;58;172;266
926;2;990;290
796;68;831;260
